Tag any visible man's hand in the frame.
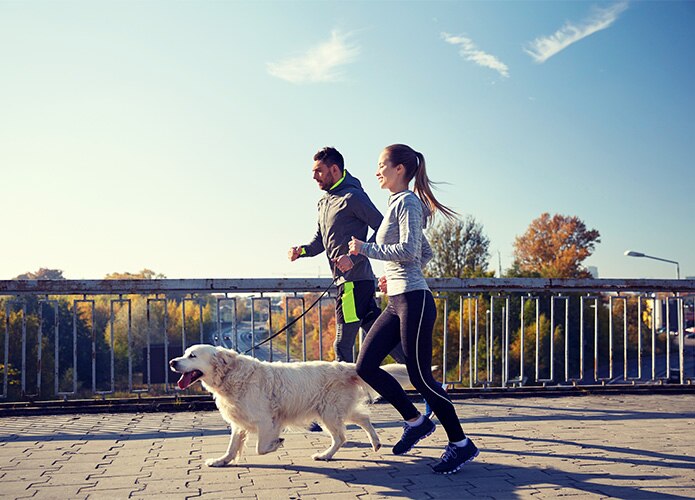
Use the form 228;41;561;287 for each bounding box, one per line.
288;246;303;262
333;255;354;273
348;236;364;256
378;275;387;294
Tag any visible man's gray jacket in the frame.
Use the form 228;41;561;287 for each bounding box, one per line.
300;170;382;285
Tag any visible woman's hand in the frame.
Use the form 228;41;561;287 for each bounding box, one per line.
348;236;364;256
378;275;387;293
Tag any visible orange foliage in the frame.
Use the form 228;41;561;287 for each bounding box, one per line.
513;213;600;278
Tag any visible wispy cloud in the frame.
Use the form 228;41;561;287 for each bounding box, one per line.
441;33;510;78
524;1;629;63
267;30;359;84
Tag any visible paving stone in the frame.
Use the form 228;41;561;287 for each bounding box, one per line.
242;486;306;498
84;487;145;499
39;472;101;488
196;491;256;499
524;485;602;498
31;487;90;499
294;476;361;494
49;452;113;464
51;461;107;474
0;481;35;498
298;493;365;500
83;474;145;490
135;478;200;496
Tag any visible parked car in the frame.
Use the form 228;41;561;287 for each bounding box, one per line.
657;327;680;336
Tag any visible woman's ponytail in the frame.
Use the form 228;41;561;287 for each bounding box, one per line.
384;144;458;222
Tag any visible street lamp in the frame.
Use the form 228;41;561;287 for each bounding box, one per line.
624;250;680;279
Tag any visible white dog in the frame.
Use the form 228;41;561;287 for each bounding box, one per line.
169;344;411;466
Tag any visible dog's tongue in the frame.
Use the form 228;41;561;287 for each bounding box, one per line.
177;372;194;390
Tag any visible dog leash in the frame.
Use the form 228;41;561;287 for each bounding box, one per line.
243;277;339;355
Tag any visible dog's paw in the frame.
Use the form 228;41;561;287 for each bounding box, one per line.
258;438;285;455
311;452;334;461
205;457;230;467
268;438;285;453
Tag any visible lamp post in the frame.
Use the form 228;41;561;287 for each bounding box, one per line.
624;250;681;279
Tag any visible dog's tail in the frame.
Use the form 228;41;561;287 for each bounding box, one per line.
357;363;438;402
381;363;412;390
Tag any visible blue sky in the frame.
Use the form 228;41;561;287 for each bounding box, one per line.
1;1;693;280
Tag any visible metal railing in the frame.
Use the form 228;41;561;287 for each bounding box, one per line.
0;277;693;402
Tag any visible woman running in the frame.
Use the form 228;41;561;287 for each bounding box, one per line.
347;143;479;475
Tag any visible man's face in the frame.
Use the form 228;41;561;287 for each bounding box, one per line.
312;160;341;191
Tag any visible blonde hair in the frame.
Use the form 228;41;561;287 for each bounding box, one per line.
383;144;457;221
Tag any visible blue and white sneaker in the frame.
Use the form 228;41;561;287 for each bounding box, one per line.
432;439;479;474
392;417;436;455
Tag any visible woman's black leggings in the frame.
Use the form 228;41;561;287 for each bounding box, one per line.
355;289;465;442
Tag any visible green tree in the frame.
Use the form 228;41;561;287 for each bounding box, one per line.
3;269;100;399
14;268;65;280
424;217;493;385
425;216;493;278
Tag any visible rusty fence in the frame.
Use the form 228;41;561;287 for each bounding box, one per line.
0;278;694;402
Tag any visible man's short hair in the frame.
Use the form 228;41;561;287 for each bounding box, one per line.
314;147;344;172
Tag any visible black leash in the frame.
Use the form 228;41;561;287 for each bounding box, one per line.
243;277;338;355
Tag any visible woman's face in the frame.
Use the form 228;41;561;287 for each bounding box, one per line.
376;150;401;191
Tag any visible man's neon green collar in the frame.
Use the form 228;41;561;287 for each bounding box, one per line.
329;170;346;191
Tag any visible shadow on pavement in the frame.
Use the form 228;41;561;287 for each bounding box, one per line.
241;458;691;499
475;432;695;469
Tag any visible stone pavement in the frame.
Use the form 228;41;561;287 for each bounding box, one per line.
0;393;693;499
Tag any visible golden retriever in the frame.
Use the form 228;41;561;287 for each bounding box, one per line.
169;344;410;466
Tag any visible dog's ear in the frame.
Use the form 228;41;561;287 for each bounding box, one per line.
215;347;237;366
210;347;237;387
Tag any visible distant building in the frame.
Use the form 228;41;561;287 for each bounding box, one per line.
587;266;599;278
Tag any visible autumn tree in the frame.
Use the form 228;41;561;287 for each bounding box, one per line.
425;215;493;278
505;214;602;385
510;213;600;278
104;269;166;280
